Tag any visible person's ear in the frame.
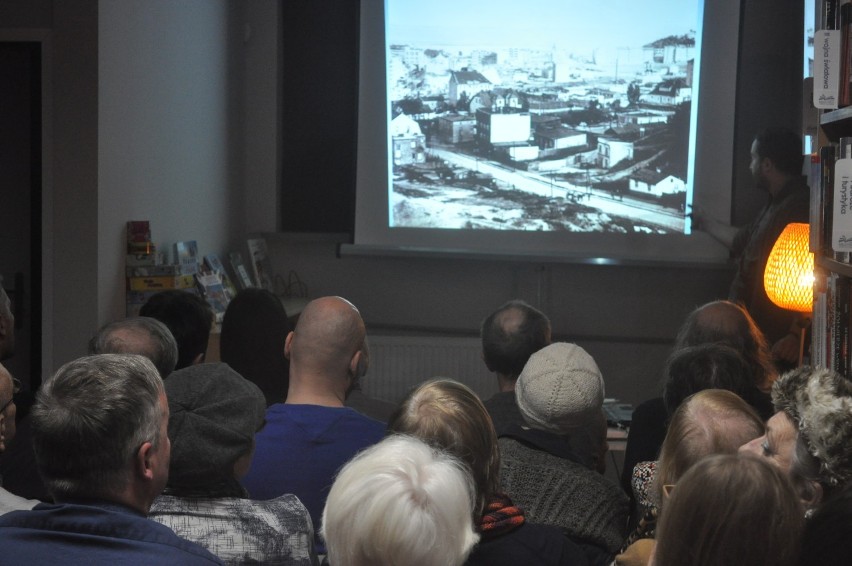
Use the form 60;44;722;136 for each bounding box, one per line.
349;350;364;379
284;331;294;360
802;481;824;510
135;441;156;481
482;351;495;372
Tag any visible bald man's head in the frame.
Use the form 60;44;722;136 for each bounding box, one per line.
288;297;367;381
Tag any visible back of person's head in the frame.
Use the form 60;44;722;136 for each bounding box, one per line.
321;435;480;566
388;378;500;516
656;389;764;502
139;290;213;370
164;363;265;495
662;343;757;415
88;317;179;378
515;342;604;434
288;296;367;382
220;288;292;406
654;453;803;566
674;300;775;392
797;484;852;566
480;300;551;379
753;127;803;177
31;354;165;500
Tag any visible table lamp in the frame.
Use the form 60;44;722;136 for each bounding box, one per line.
763;222;814;366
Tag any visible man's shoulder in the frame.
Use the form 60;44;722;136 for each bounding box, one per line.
0;502;222;565
264;403;385;440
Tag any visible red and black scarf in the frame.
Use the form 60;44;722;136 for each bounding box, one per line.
479;492;525;539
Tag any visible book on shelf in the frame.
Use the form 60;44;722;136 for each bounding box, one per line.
247;238;274;291
833;139;852;261
127;221;154;254
203;253;238;300
126;274;196;292
229;251;255;290
173;240;200;275
196;272;229;323
815;0;841;109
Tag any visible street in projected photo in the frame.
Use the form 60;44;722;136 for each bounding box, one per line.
386;0;700;234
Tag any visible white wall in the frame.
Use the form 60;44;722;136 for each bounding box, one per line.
98;0;242;327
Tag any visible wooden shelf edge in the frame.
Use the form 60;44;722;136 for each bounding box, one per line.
816;255;852;278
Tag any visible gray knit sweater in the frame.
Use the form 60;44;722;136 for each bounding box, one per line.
499;436;629;554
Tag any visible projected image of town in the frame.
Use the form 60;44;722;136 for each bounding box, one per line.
387;0;702;235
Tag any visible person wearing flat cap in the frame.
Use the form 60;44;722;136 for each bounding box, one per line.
498;342;629;558
741;366;852;512
149;363;318;566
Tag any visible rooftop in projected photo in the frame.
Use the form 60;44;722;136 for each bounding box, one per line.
385;0;702;235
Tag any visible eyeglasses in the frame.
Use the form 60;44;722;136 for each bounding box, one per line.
0;377;22;414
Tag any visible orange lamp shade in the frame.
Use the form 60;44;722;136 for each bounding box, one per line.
763;222;814;313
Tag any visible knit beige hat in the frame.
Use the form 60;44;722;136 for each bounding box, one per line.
515;342;604;434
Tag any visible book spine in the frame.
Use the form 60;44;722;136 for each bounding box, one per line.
825;0;840;30
822;145;837;257
813;272;828;369
832;138;852;259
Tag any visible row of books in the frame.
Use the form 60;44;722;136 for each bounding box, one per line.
125;221;276;321
812;271;852;375
808;137;852;262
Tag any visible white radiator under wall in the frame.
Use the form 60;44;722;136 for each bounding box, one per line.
362;335;497;404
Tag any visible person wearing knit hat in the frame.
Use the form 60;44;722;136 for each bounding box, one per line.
740;366;852;511
498;342;628;556
149;363;318;565
515;342;605;435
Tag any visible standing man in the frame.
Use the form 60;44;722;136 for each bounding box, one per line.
0;354;221;564
694;128;809;366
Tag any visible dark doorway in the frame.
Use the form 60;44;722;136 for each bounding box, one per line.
0;41;43;391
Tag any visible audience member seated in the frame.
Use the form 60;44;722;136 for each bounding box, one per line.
480;300;551;435
0;362;37;514
321;435;479;566
621;300;775;497
617;389;764;564
740;366;852;512
652;454;803;566
625;344;759;522
88;316;179;378
498;343;628;555
389;378;598;566
0;354;221;564
149;363;318;565
796;483;852;566
220;288;292;406
241;297;385;553
140;289;214;369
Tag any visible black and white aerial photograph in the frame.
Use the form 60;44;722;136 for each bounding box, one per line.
386;0;702;235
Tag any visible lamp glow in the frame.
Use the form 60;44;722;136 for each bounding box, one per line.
763;223;814;313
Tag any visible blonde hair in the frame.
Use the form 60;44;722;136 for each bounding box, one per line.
388;378;500;516
655;389;764;502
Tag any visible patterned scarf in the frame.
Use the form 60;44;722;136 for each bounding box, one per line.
479;492;525;539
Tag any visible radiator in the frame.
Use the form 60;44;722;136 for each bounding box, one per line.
362;335;497;404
